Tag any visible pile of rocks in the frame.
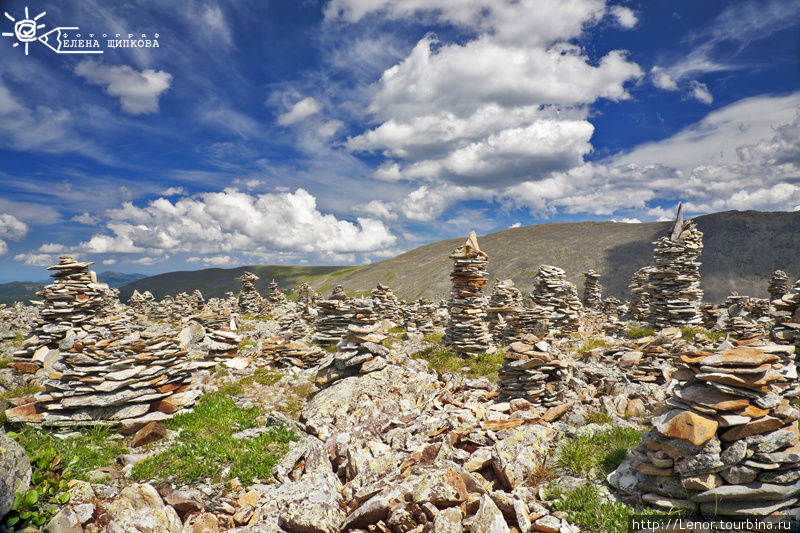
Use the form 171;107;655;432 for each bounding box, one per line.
202;328;241;361
769;270;791;301
297;283;317;306
236;272;262;314
529;265;583;334
601;328;684;384
316;299;389;385
313;287;354;345
277;306;313;340
647;205;704;328
582;269;602;311
128;290;155;316
443;232;493;355
486;279;522;340
370;283;400;323
502;307;548;344
403;298;440;335
616;341;800;517
261;337;325;369
726;295;770;340
603;297;623;315
190;290;205;311
629;266;654;321
700;303;722;329
11;257;123;374
267;279;286;305
498;340;569;407
771;280;800;345
6;334;203;429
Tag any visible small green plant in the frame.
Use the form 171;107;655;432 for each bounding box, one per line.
557;426;642;478
0;357;12;369
411;347;504;380
577;337;610;357
239;368;283;387
131;393;295;486
388;325;405;334
218;382;244;396
551;484;666;533
423;332;444;344
585;410;614;425
679;326;726;341
628;326;655;339
0;383;42;408
4;426;128;529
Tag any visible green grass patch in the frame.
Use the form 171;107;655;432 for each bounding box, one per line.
585;410;614;425
557;426;642;478
628;326;655;339
324;344;338;353
423;332;444;344
0;383;41;408
679;326;726;341
4;426;128;529
0;356;11;369
411;346;504;380
577;337;610;357
388;325;405;334
131;393;295;486
550;484;675;533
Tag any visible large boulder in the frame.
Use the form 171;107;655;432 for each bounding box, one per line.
0;428;32;519
104;483;182;533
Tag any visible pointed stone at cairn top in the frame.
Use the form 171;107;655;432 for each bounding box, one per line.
668;203;684;242
466;230;480;252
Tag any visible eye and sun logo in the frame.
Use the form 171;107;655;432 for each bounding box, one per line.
2;6;46;55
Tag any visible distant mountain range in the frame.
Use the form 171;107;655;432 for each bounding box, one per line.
3;210;798;307
0;271;146;306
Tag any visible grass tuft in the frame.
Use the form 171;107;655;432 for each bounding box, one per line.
679;326;726;341
577;337;610;357
628;326;655;339
557;426;642;478
411;346;504;380
131;393;295;486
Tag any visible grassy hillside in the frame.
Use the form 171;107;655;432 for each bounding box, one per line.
118;265;351;302
312;210;800;303
0;281;46;306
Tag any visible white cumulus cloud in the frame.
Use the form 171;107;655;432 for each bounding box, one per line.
0;213;29;256
74;61;173;115
278;97;322;126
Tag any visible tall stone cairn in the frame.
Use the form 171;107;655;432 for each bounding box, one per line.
529;265;583;334
297;283;317;307
236;272;262;314
629;266;655;321
371;283;400;323
190;290;205;311
11;256;120;373
771;279;800;346
313;285;353;345
647;204;704;328
623;341;800;518
267;279;286;304
486;279;523;341
768;270;791;302
582;269;602;311
443;231;493;355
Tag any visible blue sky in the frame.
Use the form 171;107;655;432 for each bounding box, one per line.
0;0;799;282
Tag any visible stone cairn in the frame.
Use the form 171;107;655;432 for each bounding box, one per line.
316;299;389;386
603;297;623;315
236;272;262;314
629;266;655;321
11;256;121;374
700;303;721;329
623;341;800;518
582;269;602;311
260;337;325;369
726;295;769;341
486;279;523;341
498;340;568;407
771;280;800;346
190;289;205;311
647;204;704;328
502;307;548;344
297;283;317;307
312;285;353;345
267;279;286;305
6;334;201;430
442;231;493;355
370;283;400;323
769;270;791;302
403;299;439;335
529;265;583;334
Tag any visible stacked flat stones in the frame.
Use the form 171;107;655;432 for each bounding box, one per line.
700;303;721;329
190;290;205;311
604;328;683;384
769;270;791;301
487;279;523;341
603;297;623;315
582;270;602;311
404;299;439;335
502;307;548;344
12;256;119;373
6;334;200;429
443;231;493;355
370;283;400;323
277;307;313;340
529;265;583;334
297;283;318;307
629;266;654;321
647;206;704;328
315;299;389;386
498;341;568;407
726;295;769;341
267;279;286;305
261;337;325;369
236;272;262;314
629;342;800;517
771;280;800;345
312;285;353;345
